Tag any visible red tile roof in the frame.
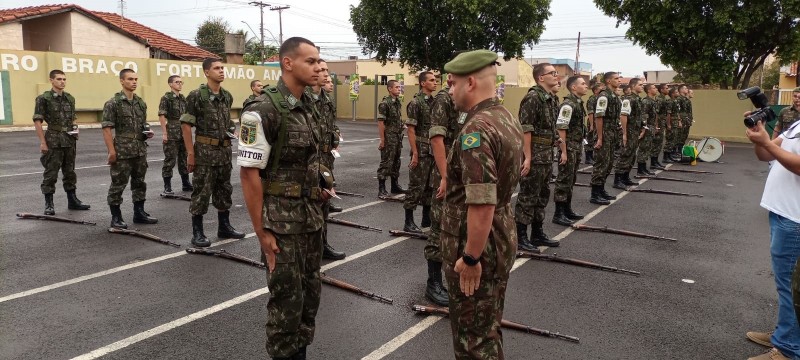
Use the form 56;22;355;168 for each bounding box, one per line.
0;4;216;61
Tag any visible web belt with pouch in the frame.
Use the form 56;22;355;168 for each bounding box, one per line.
46;124;70;132
196;135;231;147
116;132;146;141
532;135;552;146
262;180;321;200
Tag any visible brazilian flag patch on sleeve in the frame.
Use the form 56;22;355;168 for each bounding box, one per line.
461;132;481;150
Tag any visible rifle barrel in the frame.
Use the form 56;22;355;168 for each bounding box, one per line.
517;251;641;276
16;212;97;226
572;224;677;242
108;227;181;247
389;230;428;240
326;218;383;232
629;188;703;198
633;175;701;183
336;191;365;197
321;274;393;304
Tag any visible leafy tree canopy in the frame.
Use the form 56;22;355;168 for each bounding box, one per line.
195;16;231;57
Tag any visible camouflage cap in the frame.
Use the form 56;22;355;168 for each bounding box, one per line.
443;50;499;75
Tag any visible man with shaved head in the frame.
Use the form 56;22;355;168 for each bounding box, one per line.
442;50;523;360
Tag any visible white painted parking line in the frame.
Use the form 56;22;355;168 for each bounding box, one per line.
0;159;165;178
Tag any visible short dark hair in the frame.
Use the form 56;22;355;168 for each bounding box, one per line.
49;69;65;79
644;83;656;92
250;80;262;88
657;84;668;92
533;63;553;78
592;83;603;91
679;84;688;91
629;78;641;87
168;75;180;84
279;37;316;70
566;75;582;89
620;84;629;91
119;68;135;79
202;58;222;71
418;71;433;87
603;72;618;83
387;80;398;89
669;88;679;96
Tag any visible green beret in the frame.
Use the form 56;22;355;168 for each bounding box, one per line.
444;50;499;75
794;87;800;92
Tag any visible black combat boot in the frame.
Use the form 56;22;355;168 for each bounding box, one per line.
613;173;627;190
600;185;617;200
403;208;421;233
425;260;449;306
163;177;173;194
420;205;431;228
66;190;90;210
531;224;560;247
564;196;584;220
637;162;649;176
328;203;343;213
516;222;539;252
132;201;158;224
650;156;665;170
292;346;307;360
585;150;594;165
181;174;193;191
662;151;674;163
217;210;245;239
378;179;388;197
191;214;210;247
552;202;575;226
390;177;407;194
622;171;638;186
323;238;346;260
44;193;55;215
110;204;127;229
590;185;611;205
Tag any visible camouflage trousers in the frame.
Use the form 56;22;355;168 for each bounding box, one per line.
676;124;691;150
40;146;77;194
425;167;445;262
445;275;508;360
553;149;581;203
665;125;680;151
377;132;403;180
590;126;619;186
161;139;189;178
107;155;148;205
651;127;665;157
514;163;551;225
263;229;323;358
189;163;233;215
404;153;434;210
613;128;640;173
637;128;654;162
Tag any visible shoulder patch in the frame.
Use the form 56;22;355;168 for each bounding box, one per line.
556;105;572;126
596;96;608;113
240;120;258;145
461;132;481;150
620;99;631;115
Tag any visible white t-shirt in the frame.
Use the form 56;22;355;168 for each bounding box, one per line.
761;122;800;223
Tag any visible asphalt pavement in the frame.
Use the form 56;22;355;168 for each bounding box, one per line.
0;121;779;359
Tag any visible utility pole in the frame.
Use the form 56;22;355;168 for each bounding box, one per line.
248;1;270;62
575;32;581;77
270;5;290;45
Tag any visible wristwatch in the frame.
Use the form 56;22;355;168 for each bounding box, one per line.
462;254;481;266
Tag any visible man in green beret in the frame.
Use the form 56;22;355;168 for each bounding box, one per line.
440;49;523;360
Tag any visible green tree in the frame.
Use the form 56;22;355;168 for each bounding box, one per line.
594;0;800;89
242;32;278;65
350;0;552;72
195;16;231;57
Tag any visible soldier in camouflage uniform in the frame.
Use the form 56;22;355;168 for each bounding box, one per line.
440;50;522;360
637;84;659;175
102;69;157;228
515;63;561;248
310;59;346;260
238;37;328;360
158;75;192;195
652;84;670;167
584;81;605;165
589;72;622;205
424;75;460;307
376;80;406;197
612;78;645;189
244;80;263;108
774;88;800;139
403;72;437;233
33;69;90;215
553;75;589;226
181;58;245;248
666;88;683;160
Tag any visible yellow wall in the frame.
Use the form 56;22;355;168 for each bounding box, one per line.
0;49;280;126
780;73;797;89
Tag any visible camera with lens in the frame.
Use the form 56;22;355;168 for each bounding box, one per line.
737;86;776;128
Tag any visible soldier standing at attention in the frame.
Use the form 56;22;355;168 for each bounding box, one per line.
376;80;406;197
238;37;327;360
612;78;644;189
244;80;263;108
584;81;604;165
102;69;157;228
677;85;693;148
552;75;589;226
666;87;682;161
403;72;437;232
424;73;460;307
638;83;659;176
652;84;669;168
158;75;192;195
773;88;800;139
33;69;90;215
310;59;346;260
440;49;522;360
515;63;561;249
589;72;622;205
181;58;245;248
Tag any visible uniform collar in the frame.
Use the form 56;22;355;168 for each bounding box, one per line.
49;89;64;97
276;78;308;109
465;97;499;117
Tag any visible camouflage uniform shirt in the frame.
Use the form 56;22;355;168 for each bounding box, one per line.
556;94;586;151
101;92;148;159
180;84;235;166
33;90;77;148
377;96;404;133
778;106;800;133
158;91;187;141
519;85;559;164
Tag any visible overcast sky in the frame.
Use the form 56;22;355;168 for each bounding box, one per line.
3;0;670;76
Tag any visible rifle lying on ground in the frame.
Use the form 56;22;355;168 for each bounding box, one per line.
577;169;592;175
321;273;394;304
663;168;722;175
412;304;580;343
108;227;181;247
378;194;405;203
389;229;428;240
633;175;702;183
327;217;382;232
16;212;96;226
160;193;191;201
574;182;591;188
517;250;640;276
627;188;703;198
336;191;365;198
571;224;677;242
186;248;265;269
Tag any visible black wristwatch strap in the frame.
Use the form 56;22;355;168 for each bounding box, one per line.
462;254;481;266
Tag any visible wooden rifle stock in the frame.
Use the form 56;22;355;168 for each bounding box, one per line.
185;248;266;269
628;188;703;198
321;273;393;304
107;227;181;247
633;175;702;183
160;193;191;201
16;212;96;226
326;217;382;232
389;229;428;240
516;250;641;276
571;224;677;242
336;191;365;197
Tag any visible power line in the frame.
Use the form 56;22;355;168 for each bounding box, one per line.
270;5;290;44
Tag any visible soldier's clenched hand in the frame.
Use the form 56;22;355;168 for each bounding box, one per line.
162;134;168;144
40;142;49;154
107;151;117;165
520;159;531;176
257;228;281;273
